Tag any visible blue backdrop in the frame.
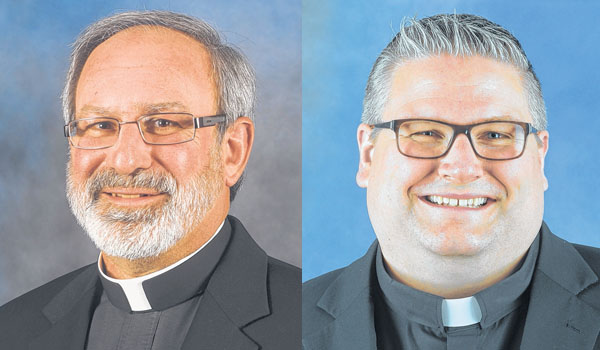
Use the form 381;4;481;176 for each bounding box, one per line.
303;0;600;281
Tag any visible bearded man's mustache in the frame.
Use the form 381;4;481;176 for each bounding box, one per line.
84;169;177;202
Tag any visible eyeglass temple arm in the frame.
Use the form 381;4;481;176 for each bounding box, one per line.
529;124;539;134
371;121;395;129
194;114;227;128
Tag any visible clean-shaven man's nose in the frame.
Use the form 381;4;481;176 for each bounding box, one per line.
437;133;485;184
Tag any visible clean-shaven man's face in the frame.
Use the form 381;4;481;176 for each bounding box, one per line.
67;26;225;260
357;54;549;261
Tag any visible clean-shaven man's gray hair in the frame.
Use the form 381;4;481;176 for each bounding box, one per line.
62;10;256;201
362;14;546;131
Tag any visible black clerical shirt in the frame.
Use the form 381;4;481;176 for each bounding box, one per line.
374;234;540;350
86;219;231;350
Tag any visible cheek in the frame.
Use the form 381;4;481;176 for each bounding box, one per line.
152;138;213;181
370;148;401;197
70;149;104;179
492;157;544;205
154;147;197;180
369;148;433;208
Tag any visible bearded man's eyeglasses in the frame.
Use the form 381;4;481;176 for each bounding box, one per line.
371;119;540;161
64;113;226;150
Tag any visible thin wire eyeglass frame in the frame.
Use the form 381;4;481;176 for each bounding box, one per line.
371;118;541;161
64;113;226;150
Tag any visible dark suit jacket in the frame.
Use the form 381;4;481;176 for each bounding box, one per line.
303;222;600;349
0;216;301;350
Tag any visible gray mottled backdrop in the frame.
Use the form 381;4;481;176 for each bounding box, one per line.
0;0;300;306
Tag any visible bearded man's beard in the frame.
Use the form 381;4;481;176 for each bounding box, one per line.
66;148;223;260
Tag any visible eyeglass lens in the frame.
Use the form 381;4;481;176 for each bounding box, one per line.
396;120;526;159
67;114;196;149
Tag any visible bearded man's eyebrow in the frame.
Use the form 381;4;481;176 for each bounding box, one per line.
77;105;117;118
141;102;190;114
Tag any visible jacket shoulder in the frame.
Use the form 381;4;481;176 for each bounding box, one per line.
573;243;600;275
266;256;301;314
268;256;301;284
0;264;95;346
302;268;345;336
244;256;301;349
303;268;344;307
572;243;600;310
267;256;301;321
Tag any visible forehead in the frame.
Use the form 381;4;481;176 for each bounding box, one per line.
75;26;216;115
383;54;531;124
82;25;213;78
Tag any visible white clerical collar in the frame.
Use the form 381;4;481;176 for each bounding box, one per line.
376;235;540;329
441;296;482;327
97;220;225;311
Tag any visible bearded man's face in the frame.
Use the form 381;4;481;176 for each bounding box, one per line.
67;27;225;259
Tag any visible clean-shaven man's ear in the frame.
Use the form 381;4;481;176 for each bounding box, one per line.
536;130;550;191
356;123;375;188
222;116;254;187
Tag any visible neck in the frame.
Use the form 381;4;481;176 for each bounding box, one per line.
381;246;528;299
102;191;230;279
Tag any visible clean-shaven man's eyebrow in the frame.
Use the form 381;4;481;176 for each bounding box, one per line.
484;115;523;122
393;115;524;123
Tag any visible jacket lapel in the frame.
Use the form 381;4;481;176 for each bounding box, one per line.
29;265;101;350
181;292;259;349
303;242;379;350
521;223;600;349
182;216;269;350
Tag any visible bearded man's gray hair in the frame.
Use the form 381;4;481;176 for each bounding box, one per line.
362;13;546;135
62;10;255;201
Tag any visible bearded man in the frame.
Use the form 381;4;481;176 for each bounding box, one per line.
0;11;300;350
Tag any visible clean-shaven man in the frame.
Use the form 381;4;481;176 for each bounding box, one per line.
0;11;300;350
303;14;600;349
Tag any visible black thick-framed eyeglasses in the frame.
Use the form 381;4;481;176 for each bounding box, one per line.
64;113;226;150
371;118;540;161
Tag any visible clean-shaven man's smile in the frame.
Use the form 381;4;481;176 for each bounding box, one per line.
421;194;496;209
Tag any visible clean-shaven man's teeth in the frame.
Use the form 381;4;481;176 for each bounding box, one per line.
109;193;150;198
426;195;488;208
